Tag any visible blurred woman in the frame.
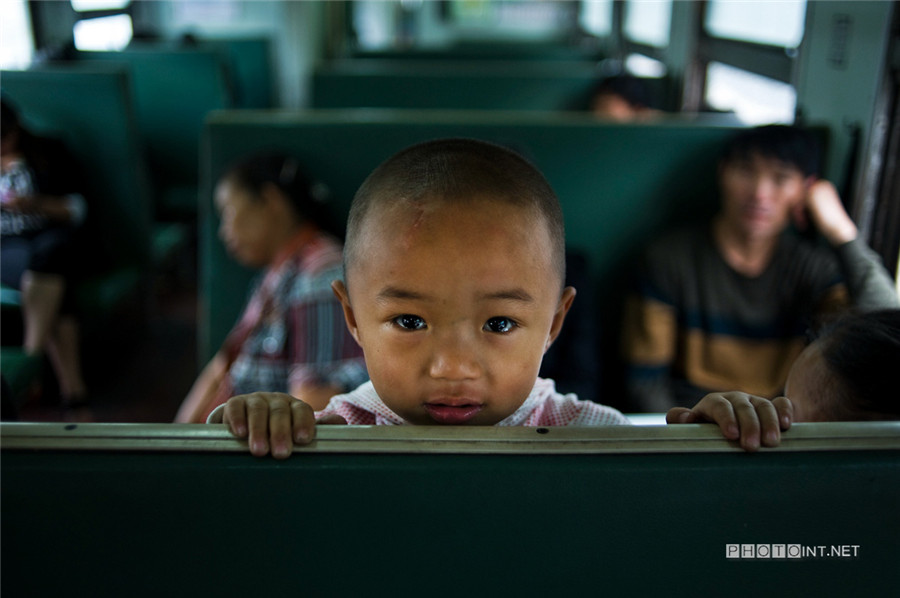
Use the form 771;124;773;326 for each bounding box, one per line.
175;153;366;423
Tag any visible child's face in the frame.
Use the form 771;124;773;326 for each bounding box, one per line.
718;153;811;240
334;196;574;425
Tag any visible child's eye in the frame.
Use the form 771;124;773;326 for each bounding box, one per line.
483;317;517;333
393;314;426;330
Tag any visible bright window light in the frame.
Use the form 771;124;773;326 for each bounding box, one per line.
625;53;667;78
706;0;807;48
705;62;796;125
580;0;613;37
0;0;34;69
73;14;133;51
71;0;130;11
624;0;672;48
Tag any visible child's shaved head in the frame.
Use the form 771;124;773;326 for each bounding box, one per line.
344;138;566;285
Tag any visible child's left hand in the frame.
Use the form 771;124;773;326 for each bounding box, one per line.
666;392;793;451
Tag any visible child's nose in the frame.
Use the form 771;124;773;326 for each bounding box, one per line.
428;333;481;381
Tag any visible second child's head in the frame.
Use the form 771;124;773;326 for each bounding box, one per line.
785;309;900;422
332;138;575;425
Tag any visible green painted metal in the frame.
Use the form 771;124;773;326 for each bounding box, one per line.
2;443;897;597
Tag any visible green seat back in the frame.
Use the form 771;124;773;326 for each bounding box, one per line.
76;49;232;214
2;422;898;597
1;66;152;269
199;37;275;109
312;60;637;111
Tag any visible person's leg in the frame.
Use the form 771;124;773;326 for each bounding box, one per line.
44;314;88;403
19;270;65;355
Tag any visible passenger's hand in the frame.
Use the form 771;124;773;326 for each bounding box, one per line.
666;392;793;452
794;180;858;246
221;392;318;459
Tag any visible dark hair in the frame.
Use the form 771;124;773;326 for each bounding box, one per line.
591;74;654;110
1;97;21;136
720;125;821;178
221;152;338;235
345;138;566;284
0;97;56;176
816;309;900;420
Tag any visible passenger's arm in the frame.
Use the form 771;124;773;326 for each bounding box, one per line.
4;192;86;225
174;352;229;423
833;241;900;309
802;180;898;309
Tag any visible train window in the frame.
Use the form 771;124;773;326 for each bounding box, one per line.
352;0;396;50
73;14;133;51
580;0;613;37
625;53;667;78
0;0;33;69
449;1;573;33
623;0;672;48
691;0;809;123
705;61;796;124
71;0;130;10
70;0;133;51
705;0;806;48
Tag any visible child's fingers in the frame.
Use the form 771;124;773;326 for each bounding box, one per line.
772;396;794;430
291;399;317;445
222;396;249;437
245;394;277;457
725;395;764;450
745;395;782;449
665;407;694;424
691;393;741;441
267;396;297;459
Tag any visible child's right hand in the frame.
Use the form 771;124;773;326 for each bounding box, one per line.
210;392;321;459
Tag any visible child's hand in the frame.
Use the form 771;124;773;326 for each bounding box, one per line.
217;392;318;459
666;392;793;452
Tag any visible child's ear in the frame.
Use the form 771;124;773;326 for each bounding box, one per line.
545;286;576;352
331;280;361;344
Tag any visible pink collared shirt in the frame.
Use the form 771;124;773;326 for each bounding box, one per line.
317;378;630;426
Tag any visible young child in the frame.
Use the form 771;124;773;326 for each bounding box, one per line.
669;308;900;424
209;138;791;457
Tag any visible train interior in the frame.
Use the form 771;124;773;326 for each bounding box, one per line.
1;0;898;423
1;2;899;595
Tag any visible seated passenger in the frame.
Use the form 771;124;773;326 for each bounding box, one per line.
175;153;366;423
208;138;790;457
669;309;900;424
621;125;899;413
590;74;661;122
0;98;91;416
